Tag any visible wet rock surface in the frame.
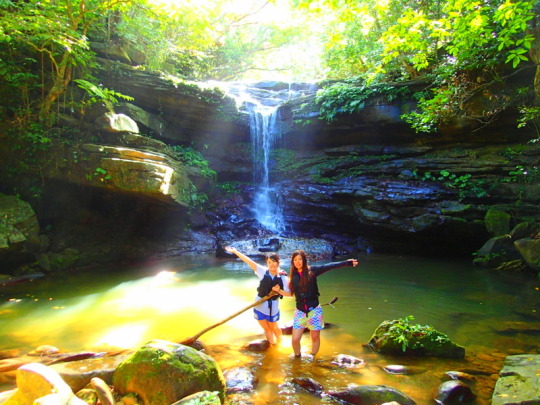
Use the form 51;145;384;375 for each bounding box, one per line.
492;354;540;405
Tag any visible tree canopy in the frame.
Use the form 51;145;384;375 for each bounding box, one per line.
0;0;538;131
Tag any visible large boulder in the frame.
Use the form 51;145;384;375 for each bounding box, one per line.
1;362;86;405
41;136;198;208
367;317;465;358
484;208;512;236
514;238;540;271
0;193;41;272
112;340;226;405
95;112;139;133
474;222;540;271
492;354;540;405
473;235;521;267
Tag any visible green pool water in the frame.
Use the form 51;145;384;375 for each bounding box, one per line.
0;253;538;404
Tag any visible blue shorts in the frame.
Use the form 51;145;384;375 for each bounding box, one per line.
293;306;324;330
254;308;280;322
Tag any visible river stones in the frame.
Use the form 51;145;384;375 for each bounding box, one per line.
292;377;324;394
382;364;426;375
434;380;476;404
171;391;221;404
332;354;366;369
50;353;131;393
443;371;476;382
244;338;271;352
223;367;258;392
327;384;417;405
1;362;86;405
90;377;114;405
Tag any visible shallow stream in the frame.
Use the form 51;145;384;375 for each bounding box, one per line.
0;253;538;404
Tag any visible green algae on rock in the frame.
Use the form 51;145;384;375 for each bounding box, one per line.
112;340;226;405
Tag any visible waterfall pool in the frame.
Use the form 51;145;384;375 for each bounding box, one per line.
0;253;538;404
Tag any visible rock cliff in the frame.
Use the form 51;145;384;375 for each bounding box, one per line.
1;60;539;273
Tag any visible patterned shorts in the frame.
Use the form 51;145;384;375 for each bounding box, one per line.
293;306;324;331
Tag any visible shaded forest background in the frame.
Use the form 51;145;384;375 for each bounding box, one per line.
0;0;539;274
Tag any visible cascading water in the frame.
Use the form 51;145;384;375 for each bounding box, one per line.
245;98;285;234
217;82;317;235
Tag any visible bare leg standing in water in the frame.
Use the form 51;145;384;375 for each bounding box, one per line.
287;250;358;356
225;246;290;344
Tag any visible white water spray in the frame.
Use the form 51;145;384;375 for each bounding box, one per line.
248;101;285;234
214;81;317;234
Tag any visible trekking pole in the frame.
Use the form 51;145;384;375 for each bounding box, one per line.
322;296;338;308
179;291;279;346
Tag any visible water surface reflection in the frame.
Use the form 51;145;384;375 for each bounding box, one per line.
0;254;538;404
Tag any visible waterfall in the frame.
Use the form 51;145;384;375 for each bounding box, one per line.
214;81;317;235
246;99;285;234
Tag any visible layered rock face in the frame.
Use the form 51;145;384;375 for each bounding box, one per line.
1;60;539;273
206;78;539;257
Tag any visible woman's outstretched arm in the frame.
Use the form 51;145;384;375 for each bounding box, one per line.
311;259;358;277
224;246;259;273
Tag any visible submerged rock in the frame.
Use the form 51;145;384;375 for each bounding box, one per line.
327;384;416;405
244;339;270;352
292;377;324;394
223;367;258;392
382;364;426;375
435;380;476;404
443;371;476;382
332;354;366;369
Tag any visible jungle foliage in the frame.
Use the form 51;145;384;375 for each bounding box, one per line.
0;0;538;134
297;0;538;131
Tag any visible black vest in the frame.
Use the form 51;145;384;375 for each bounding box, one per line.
257;271;284;300
292;271;320;312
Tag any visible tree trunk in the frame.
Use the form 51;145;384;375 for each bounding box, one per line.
38;56;73;125
529;1;540;100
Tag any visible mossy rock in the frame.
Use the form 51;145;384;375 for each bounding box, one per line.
171;391;221;405
367;317;465;359
112;340;226;405
485;209;511;236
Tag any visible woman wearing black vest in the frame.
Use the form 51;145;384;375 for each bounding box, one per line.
225;246;290;345
288;249;358;357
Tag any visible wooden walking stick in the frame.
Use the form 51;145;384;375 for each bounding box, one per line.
322;296;338;307
179;291;279;346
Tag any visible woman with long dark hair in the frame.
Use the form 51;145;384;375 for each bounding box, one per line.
225;246;290;344
288;249;358;357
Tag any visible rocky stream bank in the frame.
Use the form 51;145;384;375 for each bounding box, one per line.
0;319;538;405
